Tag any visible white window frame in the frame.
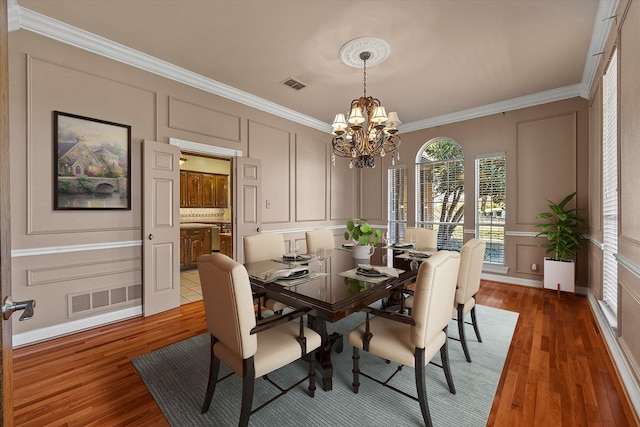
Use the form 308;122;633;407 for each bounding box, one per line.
475;153;506;265
415;138;464;251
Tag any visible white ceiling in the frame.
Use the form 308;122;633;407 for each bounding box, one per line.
10;0;616;133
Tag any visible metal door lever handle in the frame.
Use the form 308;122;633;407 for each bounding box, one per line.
2;296;36;321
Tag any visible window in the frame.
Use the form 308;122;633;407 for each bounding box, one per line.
388;165;407;244
416;138;464;250
476;153;506;264
602;48;618;326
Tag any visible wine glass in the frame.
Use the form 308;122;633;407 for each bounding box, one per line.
315;247;327;271
410;234;419;249
289;240;300;259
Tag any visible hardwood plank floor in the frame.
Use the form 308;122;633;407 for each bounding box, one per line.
12;281;639;426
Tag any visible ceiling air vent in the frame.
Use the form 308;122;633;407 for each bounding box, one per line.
281;77;307;91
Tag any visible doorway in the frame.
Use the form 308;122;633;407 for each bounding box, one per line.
179;151;232;305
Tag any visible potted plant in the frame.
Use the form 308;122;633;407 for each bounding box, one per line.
344;218;382;260
535;192;586;293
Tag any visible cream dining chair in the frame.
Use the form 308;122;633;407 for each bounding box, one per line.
243;233;289;314
305;228;335;258
197;253;321;427
404;227;438;250
452;238;486;362
348;250;461;427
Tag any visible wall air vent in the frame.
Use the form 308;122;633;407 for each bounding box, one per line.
281;77;307;91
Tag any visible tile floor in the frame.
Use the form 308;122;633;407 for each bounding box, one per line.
180;269;203;304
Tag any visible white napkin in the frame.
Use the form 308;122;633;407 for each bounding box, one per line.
262;267;308;282
358;264;400;278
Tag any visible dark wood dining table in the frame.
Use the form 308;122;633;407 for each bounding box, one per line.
246;247;418;391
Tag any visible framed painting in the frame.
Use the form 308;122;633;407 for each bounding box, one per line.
53;111;131;210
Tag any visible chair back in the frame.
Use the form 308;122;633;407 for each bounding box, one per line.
410;250;461;349
197;253;258;359
404;227;437;249
305;228;335;257
455;238;486;305
243;233;286;263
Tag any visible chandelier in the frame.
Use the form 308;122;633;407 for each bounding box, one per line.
331;49;401;169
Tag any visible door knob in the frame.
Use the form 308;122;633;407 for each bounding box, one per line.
257;227;260;232
148;234;154;240
2;296;36;321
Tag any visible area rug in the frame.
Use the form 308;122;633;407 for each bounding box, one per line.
132;305;518;426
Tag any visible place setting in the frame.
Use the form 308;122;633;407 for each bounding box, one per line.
339;263;403;283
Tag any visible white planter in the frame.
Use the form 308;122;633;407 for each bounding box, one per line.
352;244;374;261
543;258;575;293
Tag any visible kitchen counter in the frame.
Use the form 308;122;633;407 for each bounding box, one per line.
180;222;217;229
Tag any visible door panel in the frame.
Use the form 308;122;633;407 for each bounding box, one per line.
143;140;180;316
235;157;261;264
1;0;13;422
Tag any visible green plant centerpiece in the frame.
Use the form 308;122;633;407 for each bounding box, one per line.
344;218;382;246
535;192;586;261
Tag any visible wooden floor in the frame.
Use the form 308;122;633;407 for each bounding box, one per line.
11;281;639;426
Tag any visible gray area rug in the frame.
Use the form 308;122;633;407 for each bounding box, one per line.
132;305;518;426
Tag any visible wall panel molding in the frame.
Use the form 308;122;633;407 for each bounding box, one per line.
26;256;141;287
168;96;241;142
11;240;141;258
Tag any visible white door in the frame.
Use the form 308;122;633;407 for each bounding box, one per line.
234;157;261;264
142;140;180;316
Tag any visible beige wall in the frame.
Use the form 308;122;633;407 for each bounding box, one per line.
8;30;339;340
386;97;589;286
615;0;640;384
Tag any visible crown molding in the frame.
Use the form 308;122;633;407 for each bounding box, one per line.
10;6;331;134
581;0;619;98
9;1;614;135
400;83;585;133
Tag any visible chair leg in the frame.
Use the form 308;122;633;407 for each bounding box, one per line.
457;304;472;362
441;327;456;394
201;335;220;414
470;305;482;343
352;347;360;393
414;348;433;427
239;358;255;427
308;350;317;397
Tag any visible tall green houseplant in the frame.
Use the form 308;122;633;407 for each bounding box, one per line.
535;192;586;261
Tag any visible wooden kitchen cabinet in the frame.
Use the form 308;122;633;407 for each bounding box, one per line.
214;174;228;208
186;172;202;207
180;171;188;208
180;171;228;208
180;227;212;270
201;173;216;208
220;233;233;258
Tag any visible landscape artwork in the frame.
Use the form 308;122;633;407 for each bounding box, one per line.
54;111;131;210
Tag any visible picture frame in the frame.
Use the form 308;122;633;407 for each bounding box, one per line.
53;111;131;210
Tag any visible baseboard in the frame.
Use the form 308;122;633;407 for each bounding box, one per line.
13;305;143;348
587;291;640;423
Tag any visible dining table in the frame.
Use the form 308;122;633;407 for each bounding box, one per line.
246;246;419;391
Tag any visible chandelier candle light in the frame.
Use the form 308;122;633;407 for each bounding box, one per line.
331;38;401;169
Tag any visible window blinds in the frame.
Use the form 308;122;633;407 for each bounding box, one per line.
602;48;618;318
387;166;407;244
475;153;506;264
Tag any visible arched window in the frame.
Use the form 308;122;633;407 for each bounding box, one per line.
415;138;464;250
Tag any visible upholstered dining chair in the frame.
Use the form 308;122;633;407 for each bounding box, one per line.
305;228;335;257
243;232;287;264
404;227;438;250
197;253;321;427
348;250;461;427
243;233;289;314
452;238;486;362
